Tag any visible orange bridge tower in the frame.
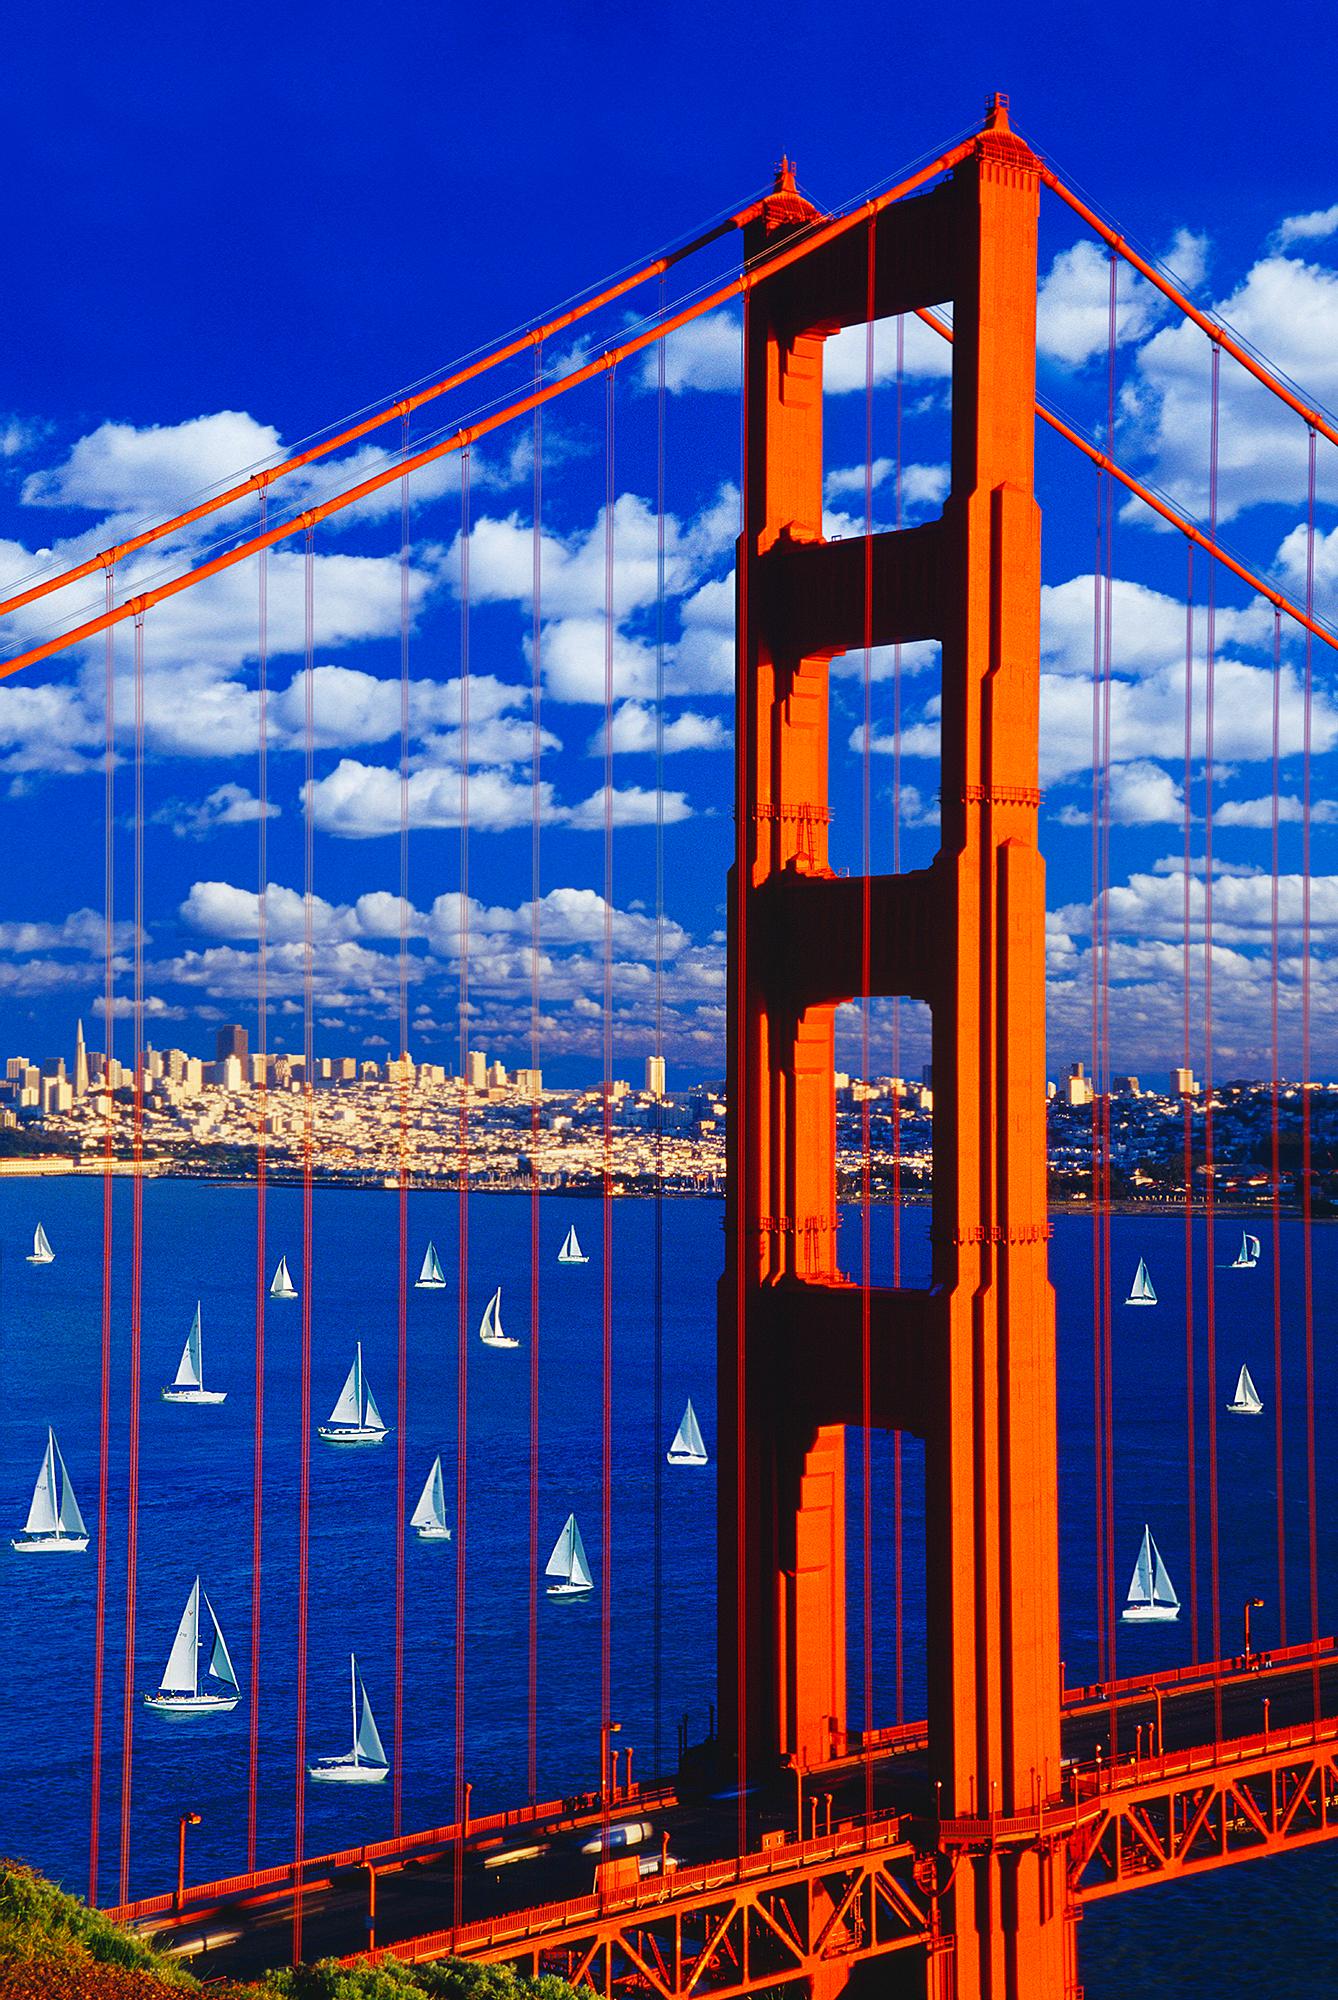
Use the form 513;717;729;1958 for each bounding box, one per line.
718;100;1071;1997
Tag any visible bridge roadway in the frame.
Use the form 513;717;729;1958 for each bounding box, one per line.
149;1640;1337;1980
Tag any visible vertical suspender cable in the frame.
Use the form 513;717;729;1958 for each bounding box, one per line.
89;568;116;1904
1181;543;1199;1663
1203;344;1222;1684
453;449;472;1932
1088;435;1109;1683
394;415;412;1837
734;302;750;1861
600;371;616;1853
652;286;667;1780
1099;257;1118;1685
292;527;316;1964
860;219;880;1816
1268;605;1286;1646
117;607;147;1905
248;513;271;1874
528;352;544;1806
891;315;904;1724
1301;428;1319;1687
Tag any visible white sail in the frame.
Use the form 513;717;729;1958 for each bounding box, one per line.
54;1436;87;1538
416;1240;445;1288
1124;1525;1178;1620
329;1350;363;1428
270;1254;297;1299
1150;1540;1179;1609
28;1223;54;1264
160;1579;202;1695
558;1225;588;1265
203;1590;240;1692
1246;1234;1261;1262
479;1285;519;1348
410;1456;449;1533
362;1381;387;1435
1125;1257;1157;1305
1228;1364;1264;1413
355;1665;387;1767
667;1398;708;1466
546;1511;592;1591
22;1432;59;1537
173;1305;204;1390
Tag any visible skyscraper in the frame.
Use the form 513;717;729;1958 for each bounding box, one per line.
645;1054;666;1098
74;1019;89;1096
465;1050;487;1091
216;1024;249;1065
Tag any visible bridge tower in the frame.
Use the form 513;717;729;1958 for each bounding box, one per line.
718;101;1072;1997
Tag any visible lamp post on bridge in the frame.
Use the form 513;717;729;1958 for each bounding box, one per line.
175;1812;201;1912
1143;1685;1164;1760
599;1720;621;1807
1243;1596;1264;1664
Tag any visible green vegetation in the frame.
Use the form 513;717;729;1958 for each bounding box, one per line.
0;1861;580;2000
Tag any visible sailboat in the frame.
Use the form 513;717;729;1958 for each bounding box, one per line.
415;1241;446;1290
318;1342;388;1444
667;1399;708;1467
1122;1526;1180;1623
479;1286;520;1350
1227;1364;1264;1415
11;1429;88;1553
1230;1232;1261;1270
161;1302;226;1405
1125;1258;1157;1307
308;1654;390;1784
27;1224;54;1266
270;1254;297;1300
409;1455;452;1541
545;1512;594;1598
143;1578;242;1712
557;1225;589;1267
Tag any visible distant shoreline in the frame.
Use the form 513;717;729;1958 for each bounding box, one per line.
0;1155;1320;1219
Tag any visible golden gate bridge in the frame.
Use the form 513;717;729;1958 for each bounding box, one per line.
3;94;1336;2000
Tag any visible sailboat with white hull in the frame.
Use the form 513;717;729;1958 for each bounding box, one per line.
545;1512;594;1598
27;1224;54;1266
144;1578;241;1713
308;1655;389;1784
557;1225;589;1266
1230;1232;1261;1270
479;1286;520;1350
161;1303;226;1405
1122;1526;1180;1623
318;1342;388;1444
415;1241;446;1290
1125;1258;1157;1307
270;1255;297;1300
1227;1364;1264;1415
410;1456;452;1541
12;1430;88;1553
667;1399;708;1467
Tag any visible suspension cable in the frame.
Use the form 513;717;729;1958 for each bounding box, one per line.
291;527;316;1965
393;415;412;1837
247;509;270;1873
1268;605;1287;1648
859;214;876;1818
452;448;472;1934
117;607;147;1905
527;348;543;1807
88;568;116;1905
1182;542;1199;1665
1203;343;1222;1694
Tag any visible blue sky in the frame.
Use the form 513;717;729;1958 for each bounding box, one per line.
1;0;1336;1084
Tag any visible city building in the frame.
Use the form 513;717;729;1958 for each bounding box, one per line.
217;1024;249;1065
645;1055;666;1098
465;1050;487;1091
